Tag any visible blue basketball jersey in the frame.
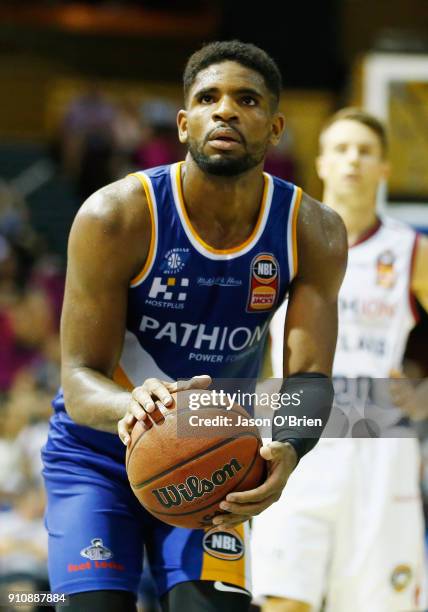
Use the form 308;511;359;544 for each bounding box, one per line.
119;162;301;383
50;162;301;454
44;162;302;596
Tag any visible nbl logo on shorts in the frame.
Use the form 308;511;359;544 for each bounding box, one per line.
202;527;244;561
246;253;279;312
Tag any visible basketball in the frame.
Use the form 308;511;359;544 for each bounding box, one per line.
125;390;266;529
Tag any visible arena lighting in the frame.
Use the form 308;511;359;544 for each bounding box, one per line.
0;3;219;37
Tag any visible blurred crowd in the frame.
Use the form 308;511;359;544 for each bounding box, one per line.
55;87;185;204
0;180;63;607
55;86;297;207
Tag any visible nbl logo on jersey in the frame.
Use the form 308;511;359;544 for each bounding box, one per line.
247;253;279;312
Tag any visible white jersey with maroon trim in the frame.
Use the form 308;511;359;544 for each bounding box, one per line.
334;217;418;378
269;216;418;379
252;217;426;612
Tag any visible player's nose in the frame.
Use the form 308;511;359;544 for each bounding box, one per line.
212;96;239;122
346;146;360;162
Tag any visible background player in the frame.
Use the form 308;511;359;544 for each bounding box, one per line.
252;108;428;612
41;41;347;611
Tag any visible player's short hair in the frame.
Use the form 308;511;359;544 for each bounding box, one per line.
319;107;388;156
183;40;282;108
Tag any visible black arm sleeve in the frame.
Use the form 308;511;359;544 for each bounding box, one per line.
272;372;334;463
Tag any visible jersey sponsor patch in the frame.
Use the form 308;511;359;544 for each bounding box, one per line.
376;249;396;288
197;276;242;288
80;538;113;561
202;527;244;561
390;564;412;592
247;253;279;312
148;276;189;303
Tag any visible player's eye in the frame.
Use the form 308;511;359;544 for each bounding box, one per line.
334;144;347;153
199;94;214;104
241;96;256;106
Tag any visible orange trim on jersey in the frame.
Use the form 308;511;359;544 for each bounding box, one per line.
113;365;134;390
128;173;156;287
200;523;246;588
175;162;268;255
291;186;302;277
409;233;421;324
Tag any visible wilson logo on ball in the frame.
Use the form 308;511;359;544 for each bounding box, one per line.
202;527;244;561
151;458;242;508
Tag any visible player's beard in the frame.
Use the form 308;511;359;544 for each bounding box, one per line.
188;138;266;177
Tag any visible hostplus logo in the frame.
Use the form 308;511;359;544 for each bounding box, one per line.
146;277;189;309
149;277;189;301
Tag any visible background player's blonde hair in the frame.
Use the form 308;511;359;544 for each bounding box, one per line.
319;107;388;157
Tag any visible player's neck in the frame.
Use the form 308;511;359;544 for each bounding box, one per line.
180;155;265;248
323;190;378;246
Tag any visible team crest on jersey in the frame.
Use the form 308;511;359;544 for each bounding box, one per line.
160;248;191;274
80;538;113;561
376;250;396;288
247;253;279;312
202;527;244;561
390;564;412;592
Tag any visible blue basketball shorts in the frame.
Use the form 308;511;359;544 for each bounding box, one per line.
41;419;251;597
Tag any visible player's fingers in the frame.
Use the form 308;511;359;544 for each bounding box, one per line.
390;387;408;402
389;381;412;404
259;441;287;461
129;395;151;419
174;375;212;392
212;513;251;527
118;413;136;445
150;401;167;424
225;472;283;504
142;379;174;407
219;494;279;518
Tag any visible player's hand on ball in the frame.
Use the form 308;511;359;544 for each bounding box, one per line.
213;441;298;527
118;374;212;445
389;369;427;421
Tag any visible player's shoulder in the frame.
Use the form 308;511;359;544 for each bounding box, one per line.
299;192;347;254
380;214;416;239
74;174;149;239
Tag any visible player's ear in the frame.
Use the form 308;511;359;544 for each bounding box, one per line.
380;160;390;181
269;112;285;146
177;109;188;144
316;154;327;181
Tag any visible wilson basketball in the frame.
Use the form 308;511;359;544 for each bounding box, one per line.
125;390;266;529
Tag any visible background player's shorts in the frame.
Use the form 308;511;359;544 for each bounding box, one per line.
42;417;251;597
251;438;426;612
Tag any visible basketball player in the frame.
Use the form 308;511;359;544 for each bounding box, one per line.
41;41;347;612
251;108;428;612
